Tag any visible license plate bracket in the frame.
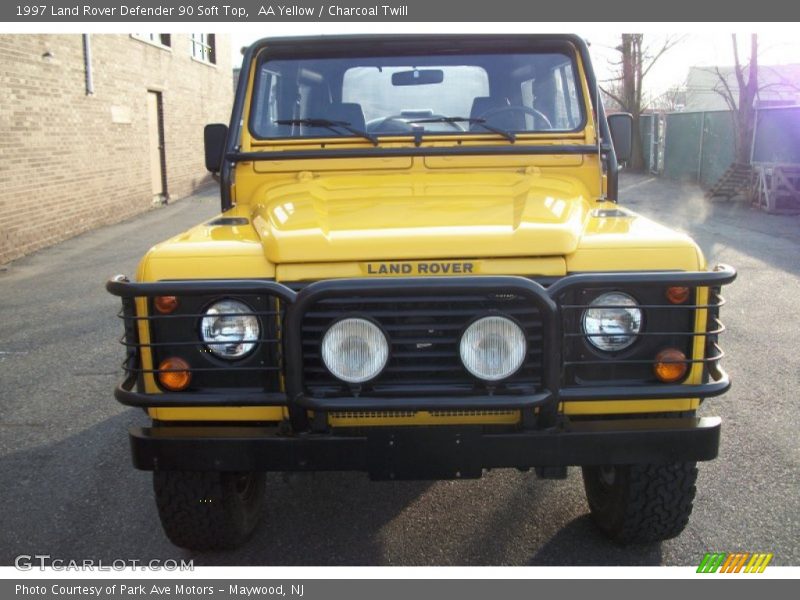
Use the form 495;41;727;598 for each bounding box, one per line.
366;427;483;481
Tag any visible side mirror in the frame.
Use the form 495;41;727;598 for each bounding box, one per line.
204;123;228;172
607;113;633;163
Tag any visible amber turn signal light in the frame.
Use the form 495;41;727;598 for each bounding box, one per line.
157;357;191;391
653;348;688;383
666;286;690;304
154;295;179;314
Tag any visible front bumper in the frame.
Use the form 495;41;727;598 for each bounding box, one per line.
130;416;721;478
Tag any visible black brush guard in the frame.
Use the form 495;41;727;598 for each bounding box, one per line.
107;266;735;475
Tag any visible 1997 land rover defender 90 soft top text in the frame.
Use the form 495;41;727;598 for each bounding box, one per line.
108;34;736;551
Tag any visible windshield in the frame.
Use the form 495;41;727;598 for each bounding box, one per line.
249;51;585;140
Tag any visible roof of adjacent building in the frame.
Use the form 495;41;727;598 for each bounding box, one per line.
684;64;800;111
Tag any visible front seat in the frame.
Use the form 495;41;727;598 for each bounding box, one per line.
326;102;367;130
469;96;526;131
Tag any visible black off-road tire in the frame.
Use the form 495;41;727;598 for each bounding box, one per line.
153;471;266;551
581;462;698;544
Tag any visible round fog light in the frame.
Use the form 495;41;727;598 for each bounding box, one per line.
321;318;389;383
459;316;526;381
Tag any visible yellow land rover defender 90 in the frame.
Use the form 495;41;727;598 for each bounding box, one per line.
108;34;736;551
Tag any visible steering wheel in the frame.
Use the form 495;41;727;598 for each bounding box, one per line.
478;105;554;130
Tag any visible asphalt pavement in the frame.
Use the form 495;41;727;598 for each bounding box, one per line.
0;175;798;566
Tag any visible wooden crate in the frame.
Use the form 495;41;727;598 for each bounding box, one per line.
751;164;800;214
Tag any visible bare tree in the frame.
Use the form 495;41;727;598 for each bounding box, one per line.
600;89;624;113
710;35;800;167
601;34;683;171
651;85;686;112
710;34;759;165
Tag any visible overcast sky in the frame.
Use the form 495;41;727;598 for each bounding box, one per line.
230;29;800;99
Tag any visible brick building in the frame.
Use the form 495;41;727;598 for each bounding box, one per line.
0;33;233;264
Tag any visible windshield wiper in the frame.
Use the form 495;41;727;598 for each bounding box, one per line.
274;118;378;146
410;116;516;143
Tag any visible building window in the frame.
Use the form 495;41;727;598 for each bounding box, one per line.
191;33;216;65
131;33;171;49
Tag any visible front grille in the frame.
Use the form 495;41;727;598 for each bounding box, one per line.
301;292;543;397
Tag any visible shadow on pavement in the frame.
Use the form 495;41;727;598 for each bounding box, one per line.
448;470;663;566
529;516;662;566
0;410;431;566
201;473;431;565
1;407;663;565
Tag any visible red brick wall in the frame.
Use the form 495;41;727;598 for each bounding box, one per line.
0;34;233;264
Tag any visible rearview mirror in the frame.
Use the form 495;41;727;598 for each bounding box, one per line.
391;69;444;86
204;123;228;172
607;113;633;163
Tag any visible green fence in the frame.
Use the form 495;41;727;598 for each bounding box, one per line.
663;112;705;182
662;111;735;187
699;111;737;187
752;107;800;164
657;107;800;188
640;114;654;172
639;114;665;174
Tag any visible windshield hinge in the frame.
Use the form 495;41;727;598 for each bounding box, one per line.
412;126;424;147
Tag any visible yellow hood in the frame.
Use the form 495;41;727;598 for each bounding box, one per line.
251;171;593;263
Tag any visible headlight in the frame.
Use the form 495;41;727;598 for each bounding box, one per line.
200;300;260;359
459;316;526;381
321;318;389;383
582;292;642;352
